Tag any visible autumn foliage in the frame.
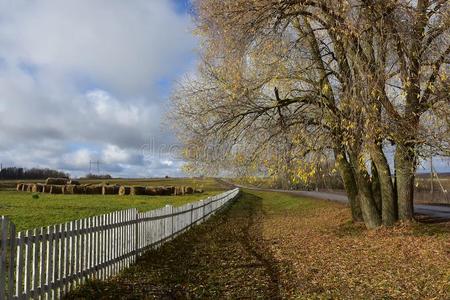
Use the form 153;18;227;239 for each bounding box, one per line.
170;0;450;228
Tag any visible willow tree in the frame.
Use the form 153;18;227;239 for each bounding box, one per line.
170;0;449;229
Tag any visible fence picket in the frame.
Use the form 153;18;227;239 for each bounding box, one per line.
0;217;7;300
16;232;24;299
24;229;33;298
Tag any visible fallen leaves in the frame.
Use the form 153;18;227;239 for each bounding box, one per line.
67;191;450;299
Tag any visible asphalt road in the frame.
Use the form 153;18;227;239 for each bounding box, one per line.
234;184;450;221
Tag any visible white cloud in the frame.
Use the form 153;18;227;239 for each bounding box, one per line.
102;145;132;164
0;0;196;177
0;0;196;96
63;149;93;168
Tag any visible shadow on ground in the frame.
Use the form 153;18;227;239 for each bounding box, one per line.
67;192;290;299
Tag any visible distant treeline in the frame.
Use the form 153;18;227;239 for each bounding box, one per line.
0;167;69;180
80;173;112;180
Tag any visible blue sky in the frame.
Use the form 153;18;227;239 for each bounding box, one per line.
0;0;197;177
171;0;194;14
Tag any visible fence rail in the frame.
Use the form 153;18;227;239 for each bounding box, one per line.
0;188;240;299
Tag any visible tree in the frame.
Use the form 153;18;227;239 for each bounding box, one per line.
170;0;449;229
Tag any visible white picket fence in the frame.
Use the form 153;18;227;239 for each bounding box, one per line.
0;188;240;300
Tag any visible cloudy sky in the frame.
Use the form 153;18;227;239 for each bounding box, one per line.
0;0;197;177
0;0;448;178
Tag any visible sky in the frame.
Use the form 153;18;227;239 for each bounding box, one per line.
0;0;198;178
0;0;447;179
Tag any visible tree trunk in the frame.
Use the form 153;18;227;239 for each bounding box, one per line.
355;170;382;228
395;144;416;221
334;149;363;222
348;151;381;228
371;162;382;212
370;144;397;226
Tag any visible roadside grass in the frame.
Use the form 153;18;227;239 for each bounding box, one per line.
0;178;227;231
68;189;450;299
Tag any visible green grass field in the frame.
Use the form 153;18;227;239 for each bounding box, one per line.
0;178;228;231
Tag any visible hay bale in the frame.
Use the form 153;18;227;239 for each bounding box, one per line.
50;185;63;194
32;184;44;193
63;185;75;194
85;185;103;194
174;186;184;196
185;186;194;194
73;185;86;194
68;180;80;185
102;185;120;195
161;186;174;196
65;185;86;194
130;186;146;196
194;189;204;193
21;184;27;192
26;184;33;192
145;186;158;196
16;183;24;192
43;185;51;193
46;178;68;185
118;186;131;196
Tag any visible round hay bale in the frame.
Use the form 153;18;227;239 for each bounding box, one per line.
63;185;75;194
26;184;33;192
185;187;194;194
16;183;24;192
21;184;27;192
145;186;158;196
46;178;68;185
43;185;51;193
50;185;63;194
102;185;120;195
32;184;44;193
73;185;86;194
130;186;146;196
163;186;175;195
68;180;81;185
85;185;103;195
118;186;131;196
174;186;184;196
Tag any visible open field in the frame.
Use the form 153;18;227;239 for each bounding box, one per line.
0;177;221;191
68;190;450;299
0;178;227;231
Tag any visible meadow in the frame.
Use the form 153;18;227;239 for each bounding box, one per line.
0;178;227;231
